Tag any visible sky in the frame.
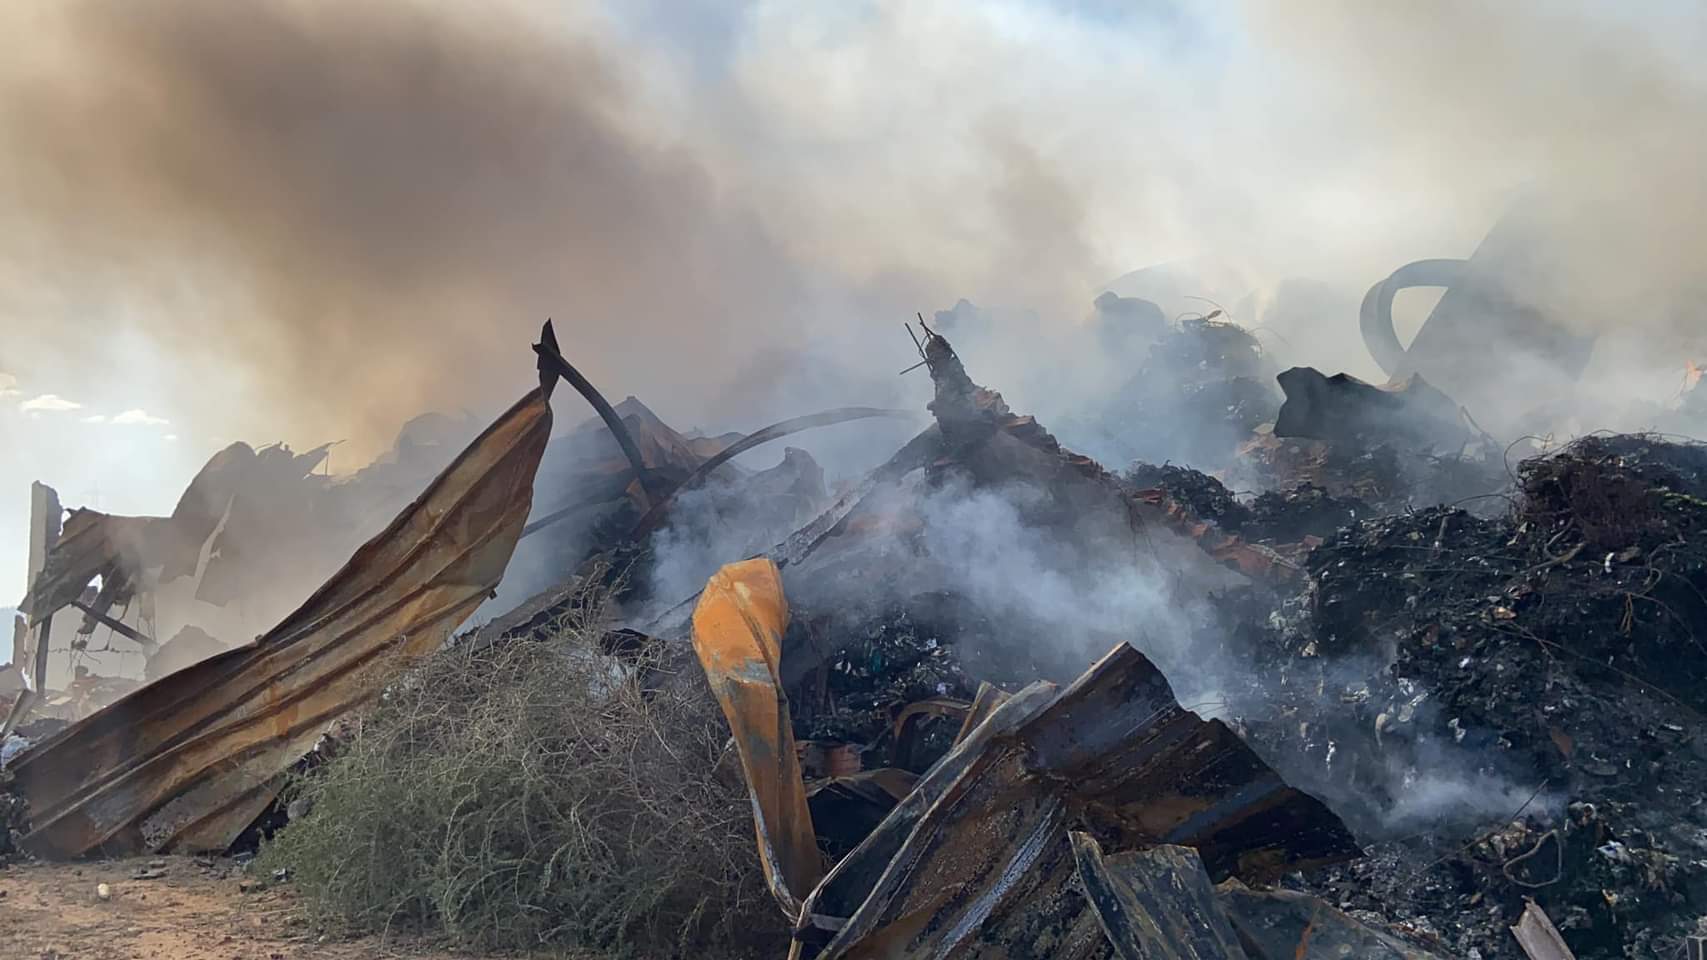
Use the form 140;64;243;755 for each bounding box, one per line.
2;0;1706;601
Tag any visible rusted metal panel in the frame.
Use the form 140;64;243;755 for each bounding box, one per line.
810;688;1097;960
1068;834;1249;960
805;643;1356;960
791;680;1061;956
7;388;553;858
691;558;824;919
1023;644;1358;882
1510;900;1576;960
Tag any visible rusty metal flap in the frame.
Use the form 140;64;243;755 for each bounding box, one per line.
1068;834;1249;960
8;388;553;858
807;644;1356;960
1022;643;1360;882
691;558;824;919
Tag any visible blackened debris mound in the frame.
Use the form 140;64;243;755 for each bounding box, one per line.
1124;463;1243;527
1123;462;1368;546
1236;434;1707;959
1244;483;1367;545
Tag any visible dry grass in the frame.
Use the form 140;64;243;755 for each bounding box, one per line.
258;591;783;957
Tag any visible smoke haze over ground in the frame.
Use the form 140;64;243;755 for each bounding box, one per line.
3;0;1707;596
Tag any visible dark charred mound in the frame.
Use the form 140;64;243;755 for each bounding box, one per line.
1223;435;1707;958
1124;462;1369;546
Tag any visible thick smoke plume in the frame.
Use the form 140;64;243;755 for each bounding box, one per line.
0;0;819;459
5;1;1706;472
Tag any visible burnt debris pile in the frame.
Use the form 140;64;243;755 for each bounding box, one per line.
1221;434;1707;957
4;304;1706;960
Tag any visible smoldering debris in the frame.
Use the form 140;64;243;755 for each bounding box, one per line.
4;291;1707;960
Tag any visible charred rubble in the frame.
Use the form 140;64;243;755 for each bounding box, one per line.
1212;434;1707;958
5;306;1707;959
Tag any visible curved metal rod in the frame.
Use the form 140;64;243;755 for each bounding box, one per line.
1358;258;1468;378
629;407;913;539
532;320;662;509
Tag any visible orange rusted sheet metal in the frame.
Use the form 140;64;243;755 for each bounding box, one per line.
7;388;553;858
691;558;825;919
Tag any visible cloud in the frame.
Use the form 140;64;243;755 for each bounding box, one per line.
81;414;107;424
19;393;81;413
112;408;169;426
0;373;16;397
162;433;178;441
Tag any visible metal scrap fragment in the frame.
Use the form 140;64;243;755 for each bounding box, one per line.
7;386;554;857
1068;834;1249;960
1510;900;1577;960
690;558;825;918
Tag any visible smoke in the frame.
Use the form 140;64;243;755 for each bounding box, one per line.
909;480;1225;688
5;2;1706;476
0;0;826;459
1243;2;1707;380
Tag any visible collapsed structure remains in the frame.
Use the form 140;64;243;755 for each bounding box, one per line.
5;234;1707;960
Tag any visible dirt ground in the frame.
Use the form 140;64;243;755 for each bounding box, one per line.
0;856;484;960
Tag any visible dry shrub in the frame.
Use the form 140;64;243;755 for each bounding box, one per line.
258;597;783;956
